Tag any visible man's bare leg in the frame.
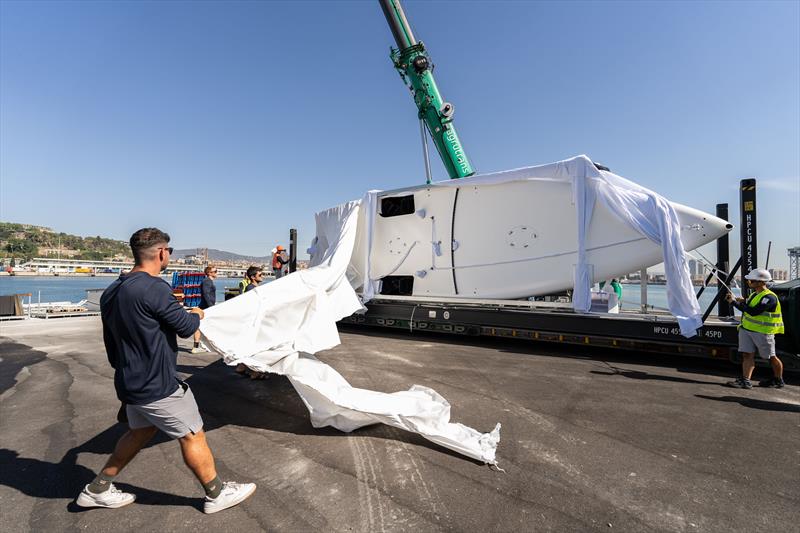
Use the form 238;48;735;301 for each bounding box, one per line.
179;430;217;485
82;426;158;496
192;330;203;352
770;355;783;379
180;430;257;512
101;426;158;477
742;352;756;380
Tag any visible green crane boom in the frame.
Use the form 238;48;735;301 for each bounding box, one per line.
379;0;475;179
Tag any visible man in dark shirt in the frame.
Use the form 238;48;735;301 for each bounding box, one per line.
200;266;218;309
192;265;218;353
725;269;785;389
76;228;256;514
244;266;264;292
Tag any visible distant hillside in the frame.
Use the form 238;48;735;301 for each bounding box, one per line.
0;222;274;264
0;221;130;261
173;248;270;263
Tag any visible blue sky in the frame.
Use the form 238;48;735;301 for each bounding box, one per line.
1;1;798;270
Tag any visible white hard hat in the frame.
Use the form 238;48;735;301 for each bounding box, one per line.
744;268;772;282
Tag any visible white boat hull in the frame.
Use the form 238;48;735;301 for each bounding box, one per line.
348;175;731;299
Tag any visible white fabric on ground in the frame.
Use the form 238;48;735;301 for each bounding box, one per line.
200;198;501;465
270;352;500;463
357;155;701;336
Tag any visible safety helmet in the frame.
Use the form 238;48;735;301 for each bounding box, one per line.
744;268;772;282
276;245;285;252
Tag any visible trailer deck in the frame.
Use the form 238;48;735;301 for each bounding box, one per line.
340;295;800;371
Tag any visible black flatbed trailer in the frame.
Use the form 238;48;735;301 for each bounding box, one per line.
340;295;800;372
327;184;798;372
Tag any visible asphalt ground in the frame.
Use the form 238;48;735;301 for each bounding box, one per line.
0;316;798;532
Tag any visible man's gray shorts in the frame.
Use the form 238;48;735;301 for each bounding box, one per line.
126;382;204;439
738;328;776;359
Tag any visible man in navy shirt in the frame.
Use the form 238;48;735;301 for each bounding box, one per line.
76;228;256;514
192;265;218;353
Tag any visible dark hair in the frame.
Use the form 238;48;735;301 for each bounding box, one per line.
204;266;215;275
130;228;170;264
245;266;261;279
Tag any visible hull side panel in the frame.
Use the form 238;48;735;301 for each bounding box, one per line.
356;179;731;299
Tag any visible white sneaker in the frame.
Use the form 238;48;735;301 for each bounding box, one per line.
203;481;256;514
76;483;136;509
191;343;210;354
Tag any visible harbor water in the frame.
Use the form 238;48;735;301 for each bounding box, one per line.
0;275;734;314
0;276;260;306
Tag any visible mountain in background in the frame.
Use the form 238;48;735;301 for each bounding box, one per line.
173;248;271;263
1;221;130;261
0;221;277;263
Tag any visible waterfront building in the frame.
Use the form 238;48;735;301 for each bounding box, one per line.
687;259;698;278
769;268;788;282
11;258;247;277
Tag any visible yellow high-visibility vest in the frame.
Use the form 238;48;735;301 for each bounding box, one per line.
741;289;784;334
238;278;250;294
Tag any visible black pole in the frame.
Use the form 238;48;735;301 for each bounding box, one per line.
289;228;297;273
716;203;732;317
765;240;772;270
739;179;757;298
695;270;717;299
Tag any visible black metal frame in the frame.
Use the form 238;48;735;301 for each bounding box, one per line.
340;298;798;370
341;299;744;362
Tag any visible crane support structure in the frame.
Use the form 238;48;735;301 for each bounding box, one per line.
379;0;475;179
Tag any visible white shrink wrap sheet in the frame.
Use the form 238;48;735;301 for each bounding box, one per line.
200;198;501;465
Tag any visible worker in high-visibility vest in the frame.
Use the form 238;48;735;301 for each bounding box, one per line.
272;245;288;279
725;269;785;389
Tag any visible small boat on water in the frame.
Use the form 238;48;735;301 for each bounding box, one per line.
85;288;104;311
20;300;90;318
